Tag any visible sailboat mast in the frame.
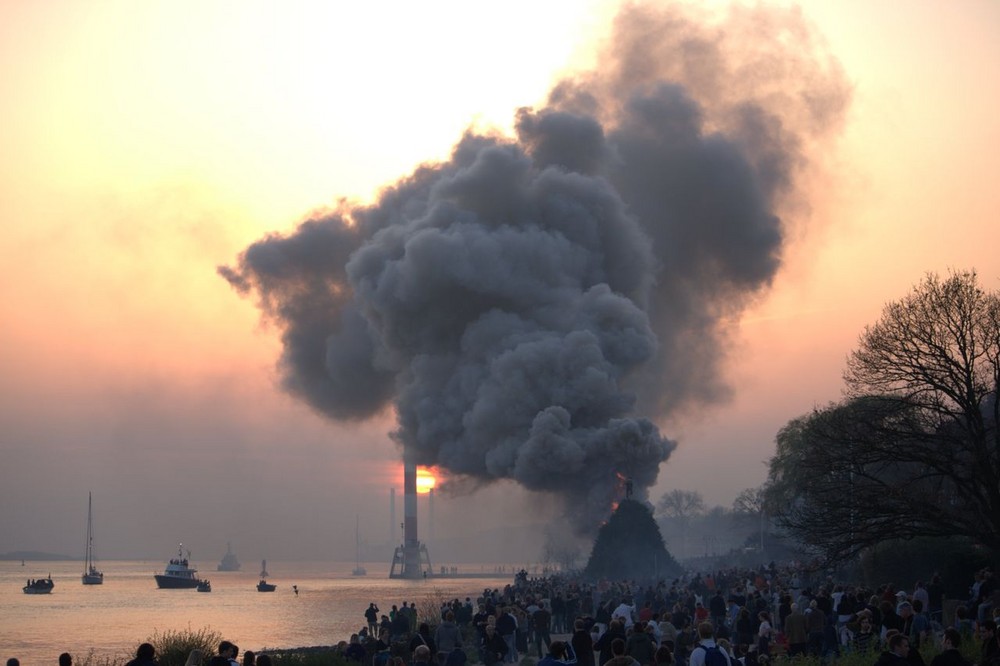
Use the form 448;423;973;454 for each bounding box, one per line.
86;491;93;570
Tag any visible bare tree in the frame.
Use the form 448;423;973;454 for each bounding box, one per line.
542;525;582;572
657;489;706;520
732;486;769;552
767;270;1000;562
732;487;767;516
656;489;705;559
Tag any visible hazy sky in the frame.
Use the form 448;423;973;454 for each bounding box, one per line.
2;0;998;564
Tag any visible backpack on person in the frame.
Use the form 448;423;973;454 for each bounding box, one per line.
695;645;730;666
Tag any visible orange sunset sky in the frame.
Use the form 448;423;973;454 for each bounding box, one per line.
1;0;998;562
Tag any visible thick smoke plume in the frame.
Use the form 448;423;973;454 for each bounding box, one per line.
220;3;849;533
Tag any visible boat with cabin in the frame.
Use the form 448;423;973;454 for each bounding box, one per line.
24;577;55;594
154;544;203;589
256;559;276;592
82;492;104;585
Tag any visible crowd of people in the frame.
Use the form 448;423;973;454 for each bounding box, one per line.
324;564;1000;666
7;565;998;666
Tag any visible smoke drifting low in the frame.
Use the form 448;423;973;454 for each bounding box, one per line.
220;3;849;533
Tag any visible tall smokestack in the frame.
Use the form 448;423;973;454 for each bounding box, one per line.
388;460;431;578
404;460;417;549
389;487;396;545
400;460;420;576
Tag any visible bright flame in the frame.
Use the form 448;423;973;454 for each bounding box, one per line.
416;468;436;494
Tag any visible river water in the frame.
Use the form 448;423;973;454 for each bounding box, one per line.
2;559;511;664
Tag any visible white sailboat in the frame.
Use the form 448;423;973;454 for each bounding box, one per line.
351;516;366;576
82;492;104;585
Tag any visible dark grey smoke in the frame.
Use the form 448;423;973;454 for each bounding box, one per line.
220;3;849;533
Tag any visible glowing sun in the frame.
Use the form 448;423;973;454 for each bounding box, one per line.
416;468;437;494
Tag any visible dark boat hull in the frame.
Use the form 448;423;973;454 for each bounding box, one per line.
257;582;276;592
24;579;55;594
155;575;201;589
24;586;54;594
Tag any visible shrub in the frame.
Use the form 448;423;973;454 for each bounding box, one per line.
76;650;128;666
148;625;223;666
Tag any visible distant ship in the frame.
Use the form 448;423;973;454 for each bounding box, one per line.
154;544;203;589
217;542;241;571
24;577;55;594
197;580;212;592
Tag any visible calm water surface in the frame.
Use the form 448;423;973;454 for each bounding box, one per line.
2;560;510;664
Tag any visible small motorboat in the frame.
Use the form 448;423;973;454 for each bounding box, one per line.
256;559;276;591
196;580;212;592
24;577;55;594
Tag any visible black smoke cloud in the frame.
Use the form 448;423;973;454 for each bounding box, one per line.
220;3;849;533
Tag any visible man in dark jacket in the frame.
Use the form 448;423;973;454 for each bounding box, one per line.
783;604;808;657
497;607;519;663
874;634;911;666
595;620;627;666
481;625;509;666
626;622;656;666
930;629;972;666
534;603;553;657
572;619;595;666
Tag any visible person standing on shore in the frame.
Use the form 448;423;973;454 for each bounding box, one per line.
497;606;519;663
366;603;381;636
533;602;553;658
435;610;462;665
